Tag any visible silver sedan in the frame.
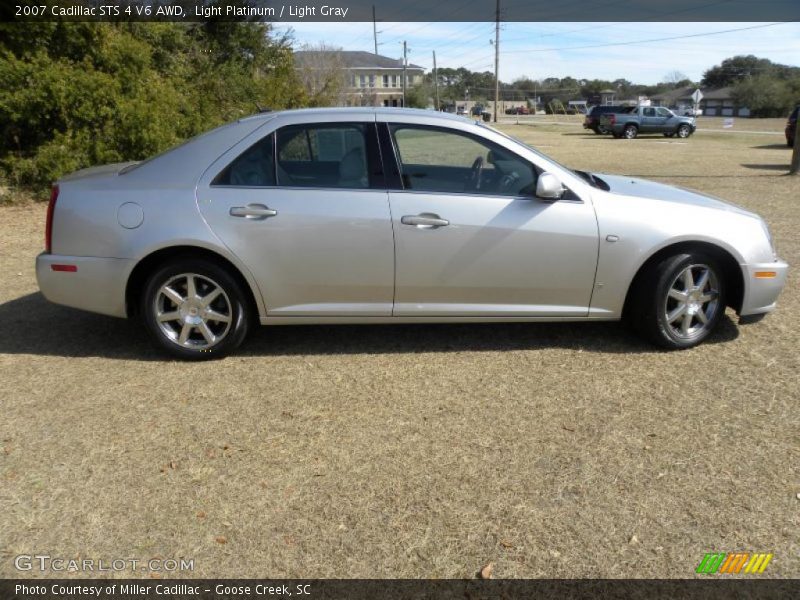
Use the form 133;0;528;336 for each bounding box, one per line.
36;108;788;359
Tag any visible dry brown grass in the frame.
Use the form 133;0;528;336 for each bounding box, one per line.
1;122;798;579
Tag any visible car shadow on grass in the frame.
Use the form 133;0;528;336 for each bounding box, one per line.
741;163;791;172
0;292;739;360
751;144;792;150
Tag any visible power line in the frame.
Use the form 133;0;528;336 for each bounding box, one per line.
500;22;796;55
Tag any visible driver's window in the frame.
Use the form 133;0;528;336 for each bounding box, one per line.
390;125;536;196
643;107;656;117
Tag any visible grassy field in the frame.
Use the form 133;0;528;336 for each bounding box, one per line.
1;121;798;579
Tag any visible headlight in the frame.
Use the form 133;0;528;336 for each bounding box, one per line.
760;219;777;260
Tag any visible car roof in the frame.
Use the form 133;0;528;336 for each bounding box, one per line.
238;106;471;124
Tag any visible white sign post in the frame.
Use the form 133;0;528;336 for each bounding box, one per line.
691;89;704;116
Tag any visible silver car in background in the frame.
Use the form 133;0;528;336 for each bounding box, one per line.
37;108;787;359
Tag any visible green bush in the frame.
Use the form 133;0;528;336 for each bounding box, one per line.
0;19;306;192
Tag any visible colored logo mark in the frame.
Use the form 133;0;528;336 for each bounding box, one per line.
696;553;773;574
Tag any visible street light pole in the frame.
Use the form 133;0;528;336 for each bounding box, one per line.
402;41;407;108
493;0;500;122
372;5;378;55
433;50;440;111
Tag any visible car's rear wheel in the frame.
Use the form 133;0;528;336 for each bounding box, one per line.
632;253;726;349
623;124;638;139
141;259;250;360
676;124;692;138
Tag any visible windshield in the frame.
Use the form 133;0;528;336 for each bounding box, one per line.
481;122;606;188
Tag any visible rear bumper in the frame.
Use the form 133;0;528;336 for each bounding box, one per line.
739;259;789;317
36;253;132;318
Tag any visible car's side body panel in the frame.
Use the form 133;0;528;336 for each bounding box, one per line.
388;191;599;317
197;186;395;316
588;178;784;318
36;254;132;317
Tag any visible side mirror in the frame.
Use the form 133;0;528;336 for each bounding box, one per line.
535;172;565;200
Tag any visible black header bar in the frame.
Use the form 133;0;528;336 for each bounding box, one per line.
3;579;800;600
3;0;800;22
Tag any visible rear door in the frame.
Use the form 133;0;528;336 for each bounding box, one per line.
640;107;659;132
197;117;395;317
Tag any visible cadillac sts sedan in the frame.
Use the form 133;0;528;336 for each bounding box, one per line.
37;108;787;359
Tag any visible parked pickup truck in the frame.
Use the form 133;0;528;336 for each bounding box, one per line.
599;106;696;139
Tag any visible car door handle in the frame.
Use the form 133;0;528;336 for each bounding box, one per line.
229;204;278;219
401;214;449;228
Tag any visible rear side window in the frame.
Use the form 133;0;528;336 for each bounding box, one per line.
212;133;275;187
276;123;372;189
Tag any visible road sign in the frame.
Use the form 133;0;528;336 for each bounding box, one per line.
691;89;704;103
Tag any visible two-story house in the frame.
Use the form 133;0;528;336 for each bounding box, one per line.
294;50;426;107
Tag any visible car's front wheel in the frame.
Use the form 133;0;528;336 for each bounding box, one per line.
633;253;726;349
676;124;692;138
141;259;250;360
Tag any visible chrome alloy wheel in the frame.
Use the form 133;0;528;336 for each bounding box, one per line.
663;264;720;340
154;273;232;350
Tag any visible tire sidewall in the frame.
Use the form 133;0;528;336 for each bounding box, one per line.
624;125;638;139
677;125;691;138
141;259;250;360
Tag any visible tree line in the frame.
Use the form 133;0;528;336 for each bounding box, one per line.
410;56;799;117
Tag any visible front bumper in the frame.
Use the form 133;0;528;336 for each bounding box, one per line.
36;253;133;318
739;259;789;317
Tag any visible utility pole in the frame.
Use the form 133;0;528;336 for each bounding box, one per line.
402;41;407;108
433;50;440;111
372;5;378;55
493;0;500;122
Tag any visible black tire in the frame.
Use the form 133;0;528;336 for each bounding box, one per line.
631;253;726;350
676;124;692;138
141;259;250;360
592;127;602;135
623;124;638;139
788;139;794;148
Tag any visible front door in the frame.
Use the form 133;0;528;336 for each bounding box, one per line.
197;121;395;317
384;124;599;317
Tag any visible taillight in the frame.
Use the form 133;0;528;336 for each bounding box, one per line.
45;184;58;254
608;114;616;124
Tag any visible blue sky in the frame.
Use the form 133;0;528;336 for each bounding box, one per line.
277;21;800;84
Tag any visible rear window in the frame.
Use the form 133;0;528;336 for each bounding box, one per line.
590;106;625;116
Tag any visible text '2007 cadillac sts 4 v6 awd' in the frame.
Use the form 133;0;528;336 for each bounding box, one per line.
37;108;788;359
